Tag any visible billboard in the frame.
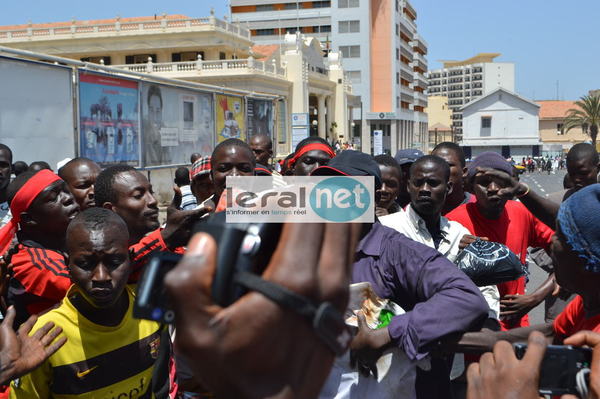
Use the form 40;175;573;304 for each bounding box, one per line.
216;94;245;143
141;84;214;167
246;98;274;139
79;72;140;167
0;57;75;168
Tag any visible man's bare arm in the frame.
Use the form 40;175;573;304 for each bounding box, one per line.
442;322;555;354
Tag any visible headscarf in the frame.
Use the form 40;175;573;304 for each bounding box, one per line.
557;183;600;272
288;143;335;168
0;170;62;255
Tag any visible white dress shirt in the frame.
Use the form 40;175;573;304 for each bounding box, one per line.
379;205;499;319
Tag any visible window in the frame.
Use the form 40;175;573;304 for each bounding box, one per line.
172;51;204;62
396;72;400;84
557;123;564;135
397;96;400;108
338;20;360;33
396;24;399;35
255;28;276;36
481;117;492;128
256;4;274;11
284;2;298;9
347;70;361;83
339;45;360;58
81;56;111;65
339;0;359;7
219;52;226;60
313;0;331;8
318;25;332;32
396;48;400;60
125;54;157;64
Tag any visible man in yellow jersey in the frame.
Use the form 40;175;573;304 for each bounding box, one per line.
10;207;170;399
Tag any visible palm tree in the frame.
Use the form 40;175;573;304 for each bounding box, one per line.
564;94;600;147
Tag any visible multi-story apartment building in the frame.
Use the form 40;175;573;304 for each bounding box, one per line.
232;0;429;154
427;53;514;140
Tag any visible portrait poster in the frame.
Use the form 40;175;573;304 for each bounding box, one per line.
246;98;274;139
79;72;140;167
216;94;245;143
141;83;214;167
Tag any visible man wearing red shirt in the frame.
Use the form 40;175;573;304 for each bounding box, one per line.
446;152;556;330
1;170;79;325
448;184;600;359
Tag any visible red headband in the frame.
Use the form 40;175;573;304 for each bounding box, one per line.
0;170;62;255
289;143;336;168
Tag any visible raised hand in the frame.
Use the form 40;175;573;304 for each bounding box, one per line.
161;186;212;249
0;306;66;385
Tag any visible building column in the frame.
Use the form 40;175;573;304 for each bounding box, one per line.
391;119;398;155
361;119;371;154
317;95;326;139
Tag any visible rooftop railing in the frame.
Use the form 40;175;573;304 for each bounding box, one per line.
0;15;251;42
112;56;286;78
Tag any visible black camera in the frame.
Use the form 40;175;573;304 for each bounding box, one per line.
134;212;282;323
514;343;592;396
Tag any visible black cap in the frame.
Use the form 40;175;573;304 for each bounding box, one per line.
311;150;382;188
394;148;424;166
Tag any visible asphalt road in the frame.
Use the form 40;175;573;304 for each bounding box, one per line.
519;168;567;325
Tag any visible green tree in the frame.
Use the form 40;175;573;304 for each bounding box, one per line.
564;94;600;147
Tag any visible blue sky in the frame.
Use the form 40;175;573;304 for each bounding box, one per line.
2;1;597;101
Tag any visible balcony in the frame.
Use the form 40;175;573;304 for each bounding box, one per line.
413;51;427;68
410;58;426;73
414;91;428;105
399;15;417;33
400;62;413;79
411;34;428;54
413;73;428;89
0;15;251;43
400;40;413;58
112;57;286;79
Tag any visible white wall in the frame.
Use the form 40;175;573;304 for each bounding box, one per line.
462;90;539;146
483;62;515;94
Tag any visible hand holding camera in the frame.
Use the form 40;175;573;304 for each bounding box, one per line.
161;222;360;398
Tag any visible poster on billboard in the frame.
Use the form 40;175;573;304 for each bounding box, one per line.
216;94;245;143
0;57;75;168
246;98;274;140
79;72;140;167
373;130;383;155
292;127;309;150
141;83;214;167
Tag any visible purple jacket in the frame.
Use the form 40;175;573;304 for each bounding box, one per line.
352;223;488;360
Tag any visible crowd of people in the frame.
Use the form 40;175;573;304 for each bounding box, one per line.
519;155;566;174
0;135;599;399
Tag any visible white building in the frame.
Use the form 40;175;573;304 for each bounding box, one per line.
461;88;540;160
231;0;429;154
427;53;514;139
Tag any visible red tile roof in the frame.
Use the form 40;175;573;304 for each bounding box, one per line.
252;44;280;60
429;123;452;131
537;100;580;119
0;15;191;31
